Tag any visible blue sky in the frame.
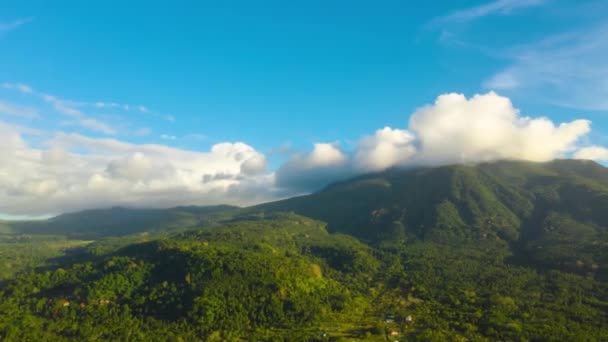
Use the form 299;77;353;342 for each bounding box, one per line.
1;0;608;217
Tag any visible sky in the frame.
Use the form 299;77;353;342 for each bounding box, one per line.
1;0;608;218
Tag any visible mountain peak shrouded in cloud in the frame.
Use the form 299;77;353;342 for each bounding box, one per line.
276;92;594;193
2;91;600;217
409;92;590;164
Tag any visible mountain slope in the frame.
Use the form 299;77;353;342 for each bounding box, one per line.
255;159;608;275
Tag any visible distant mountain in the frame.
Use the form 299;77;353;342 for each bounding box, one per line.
255;159;608;275
8;205;239;238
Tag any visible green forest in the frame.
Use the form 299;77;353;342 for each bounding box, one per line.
0;160;607;341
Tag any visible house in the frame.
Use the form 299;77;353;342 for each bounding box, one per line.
384;315;396;323
99;299;110;305
389;329;400;336
405;315;413;323
62;300;70;307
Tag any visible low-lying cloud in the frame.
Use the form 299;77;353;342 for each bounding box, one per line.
0;91;604;216
276;92;595;192
0;122;272;216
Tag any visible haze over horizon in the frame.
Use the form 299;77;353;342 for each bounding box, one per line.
2;0;608;218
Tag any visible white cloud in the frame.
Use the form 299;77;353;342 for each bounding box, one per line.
79;118;117;135
484;23;608;110
2;82;33;93
18;83;118;134
134;127;152;136
306;143;348;167
0;122;274;216
240;154;267;175
574;146;608;162
431;0;545;25
2;82;158;133
409;92;590;164
355;127;416;171
0;100;38;118
160;134;176;140
95;102;149;113
0;91;598;216
277;92;592;192
44;96;117;134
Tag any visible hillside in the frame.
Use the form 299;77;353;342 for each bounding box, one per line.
256;159;608;277
1;213;607;340
0;160;607;340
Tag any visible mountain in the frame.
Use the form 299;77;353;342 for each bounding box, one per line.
256;159;608;276
1;160;607;340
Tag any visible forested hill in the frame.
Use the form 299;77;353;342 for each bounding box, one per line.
0;160;607;340
256;159;608;277
1;213;607;340
258;159;608;241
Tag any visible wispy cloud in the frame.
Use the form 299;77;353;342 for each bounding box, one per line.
0;17;33;35
484;23;608;110
2;81;175;135
430;0;545;25
134;127;152;136
2;82;33;93
0;100;38;118
40;92;117;134
3;82;118;134
160;134;176;140
95;102;149;113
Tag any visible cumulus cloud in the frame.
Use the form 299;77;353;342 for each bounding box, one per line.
574;146;608;162
240;154;267;175
409;92;590;164
277;92;592;193
355;127;416;172
0;91;598;216
0;122;274;216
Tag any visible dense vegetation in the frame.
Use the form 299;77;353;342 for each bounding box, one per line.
0;160;607;341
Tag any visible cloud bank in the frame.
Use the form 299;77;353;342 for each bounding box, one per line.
0;122;272;216
0;91;603;216
276;92;593;192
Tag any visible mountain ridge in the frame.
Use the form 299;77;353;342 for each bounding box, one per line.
1;159;607;340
